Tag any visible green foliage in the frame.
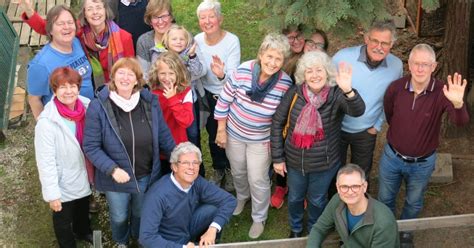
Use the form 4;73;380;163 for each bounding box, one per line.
422;0;440;13
259;0;392;37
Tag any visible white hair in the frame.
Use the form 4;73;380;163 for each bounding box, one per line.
196;0;222;17
169;142;202;164
409;43;436;62
294;51;336;86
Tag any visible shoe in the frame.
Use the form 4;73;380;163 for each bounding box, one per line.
270;186;288;209
233;199;248;216
75;233;93;244
248;221;265;239
209;169;225;187
224;168;235;192
400;231;414;248
89;196;98;213
289;231;303;238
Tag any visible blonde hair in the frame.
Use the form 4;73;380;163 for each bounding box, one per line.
109;58;146;93
148;51;190;93
162;24;193;52
257;33;291;64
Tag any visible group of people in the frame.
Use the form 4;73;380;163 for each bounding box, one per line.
23;0;469;247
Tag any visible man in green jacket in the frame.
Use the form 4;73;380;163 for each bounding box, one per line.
307;164;399;248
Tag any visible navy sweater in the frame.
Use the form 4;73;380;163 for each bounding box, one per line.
139;174;237;248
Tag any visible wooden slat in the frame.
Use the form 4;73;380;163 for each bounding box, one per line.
29;0;42;46
19;22;31;45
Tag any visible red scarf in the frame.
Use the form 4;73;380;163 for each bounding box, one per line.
291;84;329;149
54;98;94;184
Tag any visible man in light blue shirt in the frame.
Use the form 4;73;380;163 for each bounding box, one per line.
332;20;403;191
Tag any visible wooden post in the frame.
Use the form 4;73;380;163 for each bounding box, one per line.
93;230;102;248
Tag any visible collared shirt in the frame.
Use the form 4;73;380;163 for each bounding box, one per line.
384;75;469;157
170;173;222;233
357;45;388;70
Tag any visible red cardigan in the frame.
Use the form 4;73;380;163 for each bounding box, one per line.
22;12;135;81
152;87;194;145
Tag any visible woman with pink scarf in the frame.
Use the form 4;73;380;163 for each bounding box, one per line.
34;67;93;247
270;51;365;238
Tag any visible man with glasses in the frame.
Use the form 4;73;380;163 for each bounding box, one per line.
307;163;399;247
379;44;469;247
139;142;236;248
331;20;403;194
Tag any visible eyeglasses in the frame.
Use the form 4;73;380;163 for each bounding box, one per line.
305;40;325;50
287;34;304;43
152;13;171;22
177;160;201;167
338;184;363;193
409;61;435;70
367;37;391;49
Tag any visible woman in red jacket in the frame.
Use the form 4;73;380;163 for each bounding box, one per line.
148;51;194;175
20;0;134;87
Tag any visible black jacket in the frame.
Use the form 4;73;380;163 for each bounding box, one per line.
271;85;365;174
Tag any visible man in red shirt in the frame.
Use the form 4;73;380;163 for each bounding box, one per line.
379;43;469;247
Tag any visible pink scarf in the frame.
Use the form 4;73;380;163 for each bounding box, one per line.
54;98;94;184
291;84;329;149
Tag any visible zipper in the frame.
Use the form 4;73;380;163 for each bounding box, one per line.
128;112;140;193
99;99;141;193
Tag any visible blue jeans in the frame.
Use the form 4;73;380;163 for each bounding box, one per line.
105;175;150;244
287;164;339;232
188;204;218;243
378;144;436;220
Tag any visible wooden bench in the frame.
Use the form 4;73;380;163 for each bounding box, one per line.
6;0;71;47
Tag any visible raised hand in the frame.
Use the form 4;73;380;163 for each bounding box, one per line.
188;42;197;57
163;84;177;99
15;0;35;17
443;72;466;109
211;55;225;79
336;62;353;93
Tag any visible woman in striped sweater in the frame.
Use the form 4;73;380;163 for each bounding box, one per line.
214;33;292;239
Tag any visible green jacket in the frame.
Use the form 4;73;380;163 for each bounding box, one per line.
306;194;399;248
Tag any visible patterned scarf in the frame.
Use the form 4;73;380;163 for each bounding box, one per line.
81;20;125;88
54;97;94;184
246;62;282;103
291;84;329;149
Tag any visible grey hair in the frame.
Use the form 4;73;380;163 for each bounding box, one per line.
256;33;291;63
409;43;436;62
169;142;202;164
336;163;366;182
294;50;336;86
196;0;222;17
78;0;115;27
365;19;397;44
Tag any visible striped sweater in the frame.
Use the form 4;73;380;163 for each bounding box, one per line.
214;60;293;142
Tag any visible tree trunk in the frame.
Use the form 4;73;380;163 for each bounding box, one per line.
439;0;472;138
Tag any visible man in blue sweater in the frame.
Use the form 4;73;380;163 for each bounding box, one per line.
139;142;237;248
332;20;403;191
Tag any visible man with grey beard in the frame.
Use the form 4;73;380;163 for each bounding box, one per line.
330;20;403;193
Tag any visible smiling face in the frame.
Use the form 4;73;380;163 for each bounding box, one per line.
304;64;328;93
113;67;137;98
83;0;106;31
364;29;393;62
166;29;188;53
55;82;79;110
408;49;437;87
157;61;177;89
286;31;305;53
258;48;284;81
337;172;367;207
171;152;200;189
304;33;326;53
198;8;222;36
50;10;76;46
150;10;173;35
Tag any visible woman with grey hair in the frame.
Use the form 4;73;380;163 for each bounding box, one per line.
214;33;292;239
270;51;365;238
195;0;241;191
